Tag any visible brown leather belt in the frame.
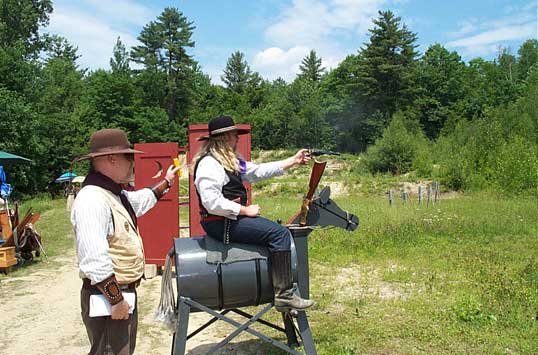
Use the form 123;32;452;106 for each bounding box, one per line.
201;215;225;222
82;278;140;291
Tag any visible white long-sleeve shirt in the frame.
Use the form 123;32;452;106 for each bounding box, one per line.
194;155;285;219
71;187;157;283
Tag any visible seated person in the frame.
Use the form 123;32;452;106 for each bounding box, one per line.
192;115;314;312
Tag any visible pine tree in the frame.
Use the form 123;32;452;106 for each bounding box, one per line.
358;10;419;117
221;51;252;94
130;7;196;122
298;50;325;82
110;37;130;73
517;39;538;80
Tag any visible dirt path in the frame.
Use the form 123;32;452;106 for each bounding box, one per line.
0;251;264;354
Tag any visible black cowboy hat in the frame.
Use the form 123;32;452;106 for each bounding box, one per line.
198;116;249;141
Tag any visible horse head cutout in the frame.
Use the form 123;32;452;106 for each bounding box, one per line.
289;186;359;231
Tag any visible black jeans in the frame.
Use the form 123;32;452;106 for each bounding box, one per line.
201;216;291;252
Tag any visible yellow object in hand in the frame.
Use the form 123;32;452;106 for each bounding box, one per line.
173;157;182;177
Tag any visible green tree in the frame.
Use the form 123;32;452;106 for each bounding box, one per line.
0;0;52;96
0;88;41;193
414;44;466;139
325;10;419;152
131;7;196;124
517;39;538;80
357;10;419;117
298;50;325;82
110;37;130;74
34;37;87;189
221;51;252;94
320;55;364;152
0;0;52;55
44;34;80;63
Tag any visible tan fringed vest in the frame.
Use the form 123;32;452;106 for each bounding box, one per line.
85;185;145;284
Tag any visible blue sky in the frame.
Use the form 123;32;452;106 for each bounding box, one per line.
44;0;537;83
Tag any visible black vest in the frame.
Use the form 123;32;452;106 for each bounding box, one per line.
194;155;247;217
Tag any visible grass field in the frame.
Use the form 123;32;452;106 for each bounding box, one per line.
6;161;538;354
257;192;538;354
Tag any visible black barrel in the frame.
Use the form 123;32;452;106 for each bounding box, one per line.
174;237;298;311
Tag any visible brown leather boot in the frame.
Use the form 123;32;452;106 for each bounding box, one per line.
270;250;315;312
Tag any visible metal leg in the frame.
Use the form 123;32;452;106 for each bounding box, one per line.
283;312;300;348
31;232;48;261
172;299;191;355
183;299;303;355
205;304;271;355
297;311;317;355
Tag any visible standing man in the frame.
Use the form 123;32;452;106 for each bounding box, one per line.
71;128;179;355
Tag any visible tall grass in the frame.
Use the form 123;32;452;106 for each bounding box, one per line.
257;192;538;354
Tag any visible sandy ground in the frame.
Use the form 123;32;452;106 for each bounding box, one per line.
0;251;274;355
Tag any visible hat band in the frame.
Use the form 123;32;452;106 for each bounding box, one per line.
91;145;131;154
210;126;238;136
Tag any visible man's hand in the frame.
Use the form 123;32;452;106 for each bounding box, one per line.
240;204;261;217
111;300;130;320
165;164;181;185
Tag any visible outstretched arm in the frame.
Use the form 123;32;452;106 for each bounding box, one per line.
280;149;311;170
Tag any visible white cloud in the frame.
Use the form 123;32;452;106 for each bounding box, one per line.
83;0;153;27
446;2;537;58
265;0;385;47
448;19;478;38
42;0;157;71
446;22;536;53
256;0;388;80
254;46;310;81
45;9;140;70
253;45;345;82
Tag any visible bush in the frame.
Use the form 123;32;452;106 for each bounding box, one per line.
494;136;538;193
433;68;538;194
364;113;430;175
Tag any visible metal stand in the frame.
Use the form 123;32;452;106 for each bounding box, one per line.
170;226;323;355
172;297;317;355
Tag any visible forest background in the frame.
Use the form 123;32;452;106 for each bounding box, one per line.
0;1;537;197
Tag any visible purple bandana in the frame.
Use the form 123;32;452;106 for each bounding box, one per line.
238;159;247;174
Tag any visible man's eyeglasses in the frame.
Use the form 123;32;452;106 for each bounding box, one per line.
124;154;135;162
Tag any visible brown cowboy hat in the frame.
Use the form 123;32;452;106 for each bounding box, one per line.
74;128;144;161
198;115;249;141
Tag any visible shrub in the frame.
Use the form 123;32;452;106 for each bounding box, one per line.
364;113;430;175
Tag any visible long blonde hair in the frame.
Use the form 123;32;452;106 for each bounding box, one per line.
191;133;239;175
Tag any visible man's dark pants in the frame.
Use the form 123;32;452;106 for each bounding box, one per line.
80;286;138;355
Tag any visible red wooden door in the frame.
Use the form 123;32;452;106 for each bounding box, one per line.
134;143;179;266
187;124;251;237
